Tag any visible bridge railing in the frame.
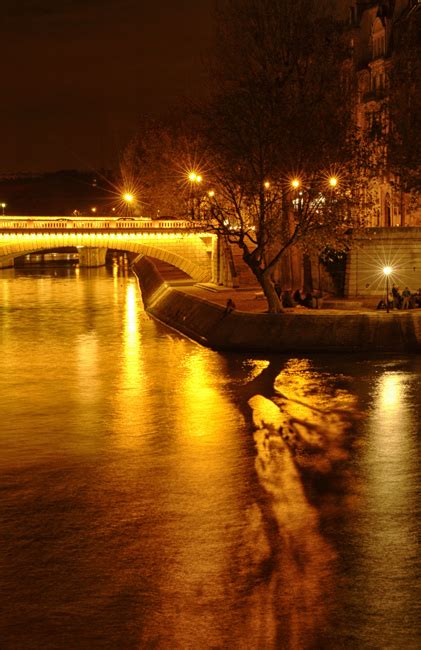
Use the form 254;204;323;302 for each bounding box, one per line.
0;217;205;231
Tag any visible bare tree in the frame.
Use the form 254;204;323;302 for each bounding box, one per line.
121;115;204;219
195;0;372;311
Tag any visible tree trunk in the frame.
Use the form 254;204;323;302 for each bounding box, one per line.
242;250;284;313
261;270;284;313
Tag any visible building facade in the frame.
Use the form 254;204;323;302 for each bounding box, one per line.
349;0;421;228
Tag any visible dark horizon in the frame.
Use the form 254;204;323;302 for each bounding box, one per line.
0;0;213;176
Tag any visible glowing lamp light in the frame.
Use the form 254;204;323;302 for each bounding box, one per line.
264;181;270;189
123;193;134;203
291;179;300;189
329;176;338;188
208;190;215;197
188;171;202;183
383;266;393;313
91;207;97;213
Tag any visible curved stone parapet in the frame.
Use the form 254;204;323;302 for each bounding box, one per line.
133;257;421;354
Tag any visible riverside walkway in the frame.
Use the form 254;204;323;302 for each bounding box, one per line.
138;258;421;354
152;259;410;315
180;285;377;314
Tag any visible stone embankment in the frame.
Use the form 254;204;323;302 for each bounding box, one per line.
133;256;421;354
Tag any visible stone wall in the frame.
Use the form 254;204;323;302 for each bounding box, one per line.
346;228;421;297
134;256;421;354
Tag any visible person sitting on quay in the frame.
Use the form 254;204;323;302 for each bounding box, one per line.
391;285;402;309
223;298;236;317
301;291;314;308
293;288;302;306
402;286;412;310
281;289;295;308
292;288;314;309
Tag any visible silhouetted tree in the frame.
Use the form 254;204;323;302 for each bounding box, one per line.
194;0;373;311
121;115;204;219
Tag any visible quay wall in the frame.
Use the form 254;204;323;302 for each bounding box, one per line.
133;256;421;354
346;227;421;297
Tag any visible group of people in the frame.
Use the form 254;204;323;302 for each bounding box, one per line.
377;285;421;311
279;287;319;309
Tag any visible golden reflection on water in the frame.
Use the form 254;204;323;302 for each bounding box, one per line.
151;344;246;647
112;262;120;305
1;279;10;331
243;359;357;649
177;350;228;438
75;332;100;405
360;370;418;624
242;359;271;382
369;371;411;480
110;280;145;448
377;372;403;411
1;275;10;305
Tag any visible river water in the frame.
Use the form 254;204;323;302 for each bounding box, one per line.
0;265;419;649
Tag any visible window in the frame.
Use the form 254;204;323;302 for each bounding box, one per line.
372;18;386;59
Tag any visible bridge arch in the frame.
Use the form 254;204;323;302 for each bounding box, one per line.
0;232;215;282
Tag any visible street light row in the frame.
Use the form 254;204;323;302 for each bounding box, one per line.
0;177;339;217
187;172;339;192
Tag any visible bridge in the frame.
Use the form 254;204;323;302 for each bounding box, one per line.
0;216;227;283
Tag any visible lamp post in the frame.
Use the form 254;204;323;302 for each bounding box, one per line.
188;172;202;219
1;202;6;215
383;266;392;313
290;178;303;217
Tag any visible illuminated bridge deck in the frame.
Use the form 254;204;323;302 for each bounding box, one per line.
0;217;204;233
0;217;216;282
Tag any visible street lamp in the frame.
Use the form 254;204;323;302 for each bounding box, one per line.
1;202;6;215
122;192;136;217
187;171;202;219
328;176;338;188
383;266;392;313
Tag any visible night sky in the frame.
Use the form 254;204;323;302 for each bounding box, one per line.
0;0;213;175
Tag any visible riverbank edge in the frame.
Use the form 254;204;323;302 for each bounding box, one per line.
132;256;421;354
